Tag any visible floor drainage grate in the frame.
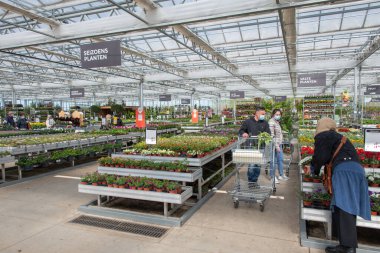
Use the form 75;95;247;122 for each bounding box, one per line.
70;215;168;238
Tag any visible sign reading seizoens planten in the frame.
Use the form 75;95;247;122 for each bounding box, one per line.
80;40;121;69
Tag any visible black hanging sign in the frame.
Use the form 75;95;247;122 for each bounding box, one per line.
81;40;121;69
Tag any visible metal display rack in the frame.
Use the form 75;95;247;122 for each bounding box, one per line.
78;140;237;226
299;165;380;252
78;184;193;217
0;128;180;182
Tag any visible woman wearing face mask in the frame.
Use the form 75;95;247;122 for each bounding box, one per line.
269;109;288;182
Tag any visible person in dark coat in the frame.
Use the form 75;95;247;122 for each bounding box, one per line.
238;106;271;183
116;117;123;127
5;112;16;128
311;118;370;253
17;113;29;130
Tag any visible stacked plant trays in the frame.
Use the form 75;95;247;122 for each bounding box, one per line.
78;133;238;226
299;160;380;251
79;160;194;217
0;125;180;182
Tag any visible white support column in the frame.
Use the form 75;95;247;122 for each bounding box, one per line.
139;78;144;110
354;66;361;122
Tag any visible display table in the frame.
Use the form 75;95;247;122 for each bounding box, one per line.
0;156;15;183
78;184;193;217
300;165;380;250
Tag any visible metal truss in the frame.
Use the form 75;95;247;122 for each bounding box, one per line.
325;27;380;91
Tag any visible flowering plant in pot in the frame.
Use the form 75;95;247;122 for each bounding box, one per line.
167;182;179;194
116;177;127;188
312;175;322;183
106;175;116;187
371;203;379;216
303;174;313;182
90;173;100;186
302;192;313;207
154;180;165;192
80;174;91;185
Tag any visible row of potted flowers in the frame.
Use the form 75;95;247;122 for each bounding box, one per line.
124;135;236;158
370;192;380;216
98;157;189;173
16;142;122;170
302;189;331;209
80;173;182;194
301;146;380;168
367;174;380;187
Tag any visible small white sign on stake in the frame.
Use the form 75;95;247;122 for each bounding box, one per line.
146;128;157;145
364;129;380;152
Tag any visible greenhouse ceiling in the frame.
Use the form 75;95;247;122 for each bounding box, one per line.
0;0;379;103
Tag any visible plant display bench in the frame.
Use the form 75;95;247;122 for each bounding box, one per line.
78;184;192;217
300;165;380;251
0;156;15;183
97;166;202;183
112;141;236;199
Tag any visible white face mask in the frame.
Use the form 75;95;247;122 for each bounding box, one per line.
274;115;281;121
259;115;265;121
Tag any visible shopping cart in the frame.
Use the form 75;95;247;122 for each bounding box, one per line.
229;137;276;211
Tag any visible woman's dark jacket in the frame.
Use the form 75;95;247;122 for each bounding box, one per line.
17;118;29;129
311;130;359;175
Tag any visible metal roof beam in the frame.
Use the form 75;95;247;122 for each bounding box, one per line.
277;1;297;97
323;28;380;92
0;1;60;27
0;0;353;50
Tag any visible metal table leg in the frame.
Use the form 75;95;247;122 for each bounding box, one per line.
164;202;168;217
222;154;225;178
198;177;202;200
18;166;22;180
97;195;101;206
1;164;5;183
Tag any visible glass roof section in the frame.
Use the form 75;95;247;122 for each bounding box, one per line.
0;0;379;103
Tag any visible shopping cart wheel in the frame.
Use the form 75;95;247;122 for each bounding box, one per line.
260;204;264;212
233;201;239;208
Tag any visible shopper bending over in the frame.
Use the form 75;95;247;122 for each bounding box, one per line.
269;109;288;183
238;106;271;184
311;118;370;253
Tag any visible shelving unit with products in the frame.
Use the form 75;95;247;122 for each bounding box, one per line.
235;101;260;120
302;95;335;125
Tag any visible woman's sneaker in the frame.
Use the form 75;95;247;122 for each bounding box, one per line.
278;175;289;181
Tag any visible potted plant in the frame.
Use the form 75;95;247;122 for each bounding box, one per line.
106;175;116;187
303;174;313;182
80;174;91;185
117;177;127;188
143;180;153;191
90;173;100;186
312;175;322;183
154;180;164;192
371;203;379;216
167;182;179;194
302;192;313;207
16;156;34;171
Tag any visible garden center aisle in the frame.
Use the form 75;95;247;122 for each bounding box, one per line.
0;163;321;253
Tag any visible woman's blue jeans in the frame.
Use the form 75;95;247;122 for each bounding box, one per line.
270;148;284;178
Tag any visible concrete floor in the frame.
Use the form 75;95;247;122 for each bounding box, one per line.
0;162;322;253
